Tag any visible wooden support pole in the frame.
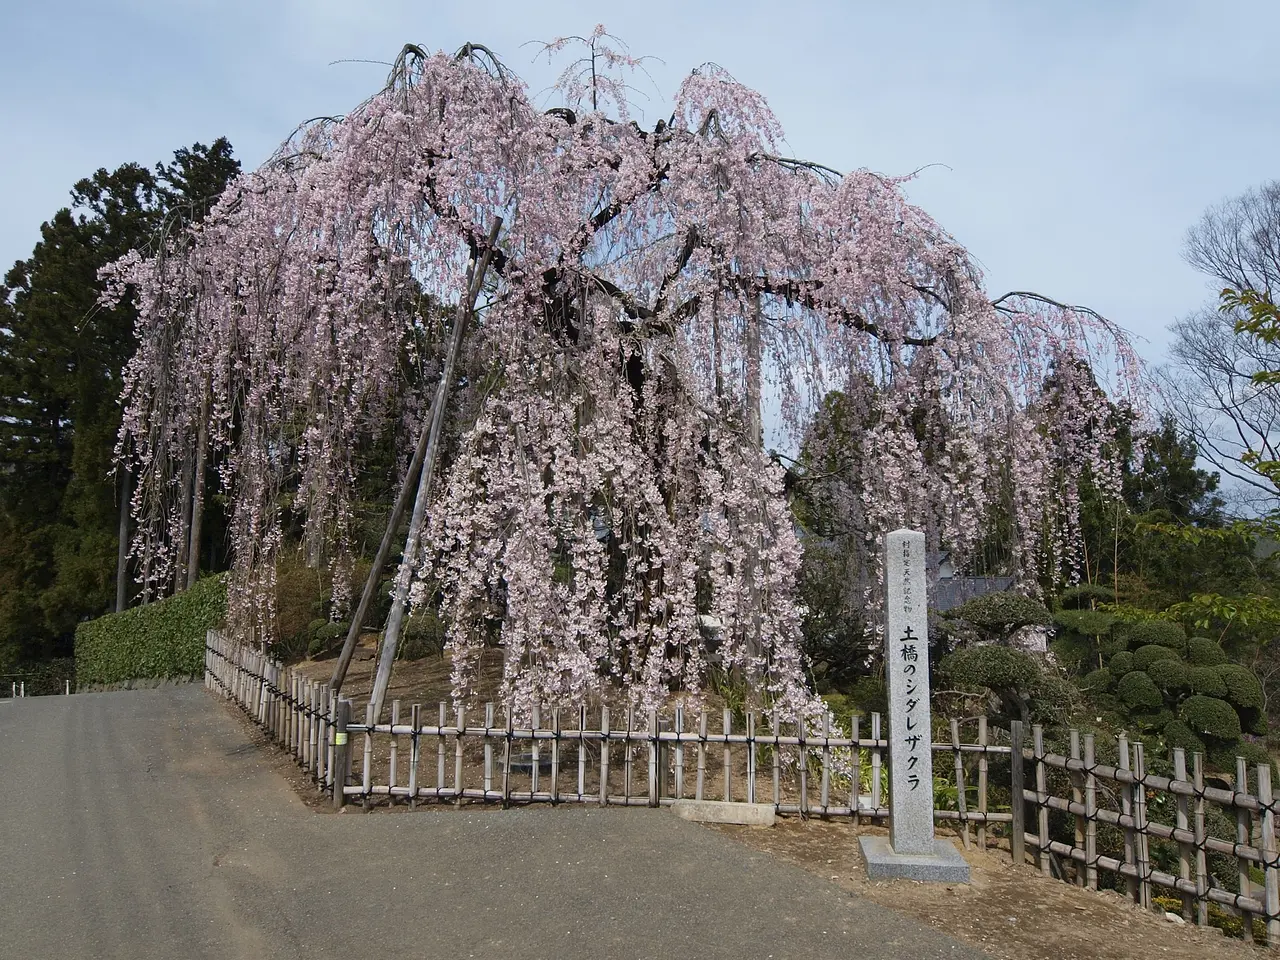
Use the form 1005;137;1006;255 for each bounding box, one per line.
368;217;504;722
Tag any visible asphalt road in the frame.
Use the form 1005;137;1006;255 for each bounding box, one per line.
0;686;986;960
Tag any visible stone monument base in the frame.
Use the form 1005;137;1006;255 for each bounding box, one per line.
858;835;971;883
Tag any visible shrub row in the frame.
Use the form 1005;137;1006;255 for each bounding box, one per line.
74;575;227;686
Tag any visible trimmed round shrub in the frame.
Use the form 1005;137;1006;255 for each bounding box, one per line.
1136;708;1175;734
1133;644;1180;672
1079;667;1113;694
1181;695;1242;742
1234;741;1273;769
1217;664;1265;711
399;610;446;661
1187;665;1228;698
1163;718;1206;756
1053;608;1117;637
1187;637;1229;667
949;592;1052;633
1098;633;1128;660
1116;670;1163;712
1108;650;1134;677
940;645;1042;689
1117;620;1187;652
1049;632;1093;670
307;620;349;659
1058;584;1117;609
1146;658;1189;693
1210;742;1276;779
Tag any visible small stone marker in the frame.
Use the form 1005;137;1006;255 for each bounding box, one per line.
671;799;775;827
859;528;970;883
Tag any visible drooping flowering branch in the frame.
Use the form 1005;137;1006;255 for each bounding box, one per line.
107;27;1143;719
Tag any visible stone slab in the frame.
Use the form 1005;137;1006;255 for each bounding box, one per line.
858;835;971;883
884;528;935;856
670;799;776;826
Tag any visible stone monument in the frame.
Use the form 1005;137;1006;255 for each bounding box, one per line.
858;528;970;882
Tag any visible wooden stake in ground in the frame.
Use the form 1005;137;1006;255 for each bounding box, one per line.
355;217;502;716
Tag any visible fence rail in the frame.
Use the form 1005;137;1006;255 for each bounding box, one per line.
205;630;1280;946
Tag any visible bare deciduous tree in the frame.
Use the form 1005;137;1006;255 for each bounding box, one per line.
1163;182;1280;510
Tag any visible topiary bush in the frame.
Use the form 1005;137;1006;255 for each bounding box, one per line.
1187;665;1229;698
308;621;349;659
1079;667;1113;694
1163;718;1206;756
1217;664;1265;711
75;575;227;687
942;645;1040;689
1058;584;1116;609
947;592;1052;640
1146;657;1189;693
1232;741;1273;770
1187;637;1229;666
939;644;1072;723
1181;695;1243;742
1133;644;1179;672
399;609;446;661
1053;608;1118;637
1116;620;1187;652
1108;650;1134;676
1116;670;1163;712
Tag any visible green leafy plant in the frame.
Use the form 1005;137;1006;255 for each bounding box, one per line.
74;575;227;686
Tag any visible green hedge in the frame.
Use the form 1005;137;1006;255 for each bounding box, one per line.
75;575;227;686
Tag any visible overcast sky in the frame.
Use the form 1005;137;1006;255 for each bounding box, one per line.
4;1;1279;361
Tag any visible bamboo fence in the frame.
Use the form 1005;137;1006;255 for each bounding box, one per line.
205;630;1280;946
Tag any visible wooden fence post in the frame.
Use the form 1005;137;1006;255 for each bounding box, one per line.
1133;742;1152;910
1173;748;1194;919
977;717;989;851
1010;720;1025;868
1259;764;1279;947
1033;725;1049;876
1070;729;1084;887
1083;733;1097;891
332;698;351;810
1118;732;1138;902
1238;756;1256;938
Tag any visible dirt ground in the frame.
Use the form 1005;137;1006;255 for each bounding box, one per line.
711;818;1263;960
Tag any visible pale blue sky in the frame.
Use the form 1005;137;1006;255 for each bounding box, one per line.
3;1;1278;359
